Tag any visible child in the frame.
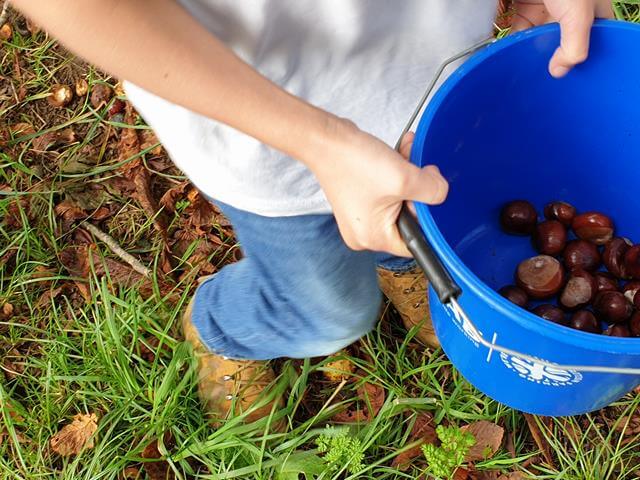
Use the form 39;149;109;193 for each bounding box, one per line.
14;0;613;423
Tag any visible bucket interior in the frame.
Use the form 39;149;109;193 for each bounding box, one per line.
416;22;640;303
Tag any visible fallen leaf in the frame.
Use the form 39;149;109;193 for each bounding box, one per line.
359;382;385;417
90;83;112;109
121;466;142;479
453;467;470;480
50;413;98;456
462;421;504;461
391;412;437;471
185;187;217;228
498;473;525;480
159;182;189;213
505;430;516;459
31;128;76;151
322;352;355;382
140;129;163;156
117;104;140;161
495;0;515;30
54;200;87;231
141;438;174;480
92;205;113;221
25;18;40;35
473;471;500;480
10;122;35;138
523;414;555;468
0;303;14;320
0;23;12;41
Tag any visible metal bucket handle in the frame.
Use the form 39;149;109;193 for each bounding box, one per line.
396;37;640;376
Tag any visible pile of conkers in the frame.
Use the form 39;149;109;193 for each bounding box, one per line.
498;200;640;337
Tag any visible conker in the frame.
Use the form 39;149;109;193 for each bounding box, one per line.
559;270;596;310
48;84;74;108
624;245;640;279
499;285;528;308
621;280;640;303
75;78;89;97
630;312;640;337
500;201;537;235
593;272;618;294
606;324;631;337
544;201;576;226
603;237;632;279
593;291;633;324
533;220;567;256
563;240;600;272
570;310;601;334
516;255;564;299
532;304;568;326
572;212;614;245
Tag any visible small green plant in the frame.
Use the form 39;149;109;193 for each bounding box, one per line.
422;425;476;479
315;426;365;475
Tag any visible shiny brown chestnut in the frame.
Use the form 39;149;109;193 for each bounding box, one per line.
563;240;601;272
622;280;640;303
499;285;529;308
593;272;619;294
593;291;633;324
516;255;564;299
544;201;576;226
603;237;632;279
559;270;596;310
633;290;640;310
500;200;538;235
630;311;640;337
570;310;601;334
532;304;568;326
533;220;567;256
606;324;631;337
572;212;614;245
624;245;640;279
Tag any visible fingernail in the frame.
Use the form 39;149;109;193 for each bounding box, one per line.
550;65;570;78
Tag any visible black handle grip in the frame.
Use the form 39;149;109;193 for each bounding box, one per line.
397;205;461;304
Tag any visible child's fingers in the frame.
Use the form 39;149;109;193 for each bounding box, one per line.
548;7;593;78
398;131;415;160
402;163;449;206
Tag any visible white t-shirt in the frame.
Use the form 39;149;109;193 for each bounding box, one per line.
125;1;496;216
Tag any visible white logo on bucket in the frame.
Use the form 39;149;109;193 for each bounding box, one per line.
500;353;583;386
445;303;481;347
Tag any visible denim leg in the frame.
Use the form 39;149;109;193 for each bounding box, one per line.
190;201;382;360
375;252;417;273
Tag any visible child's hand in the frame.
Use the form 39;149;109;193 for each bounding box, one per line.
309;121;448;257
511;0;614;78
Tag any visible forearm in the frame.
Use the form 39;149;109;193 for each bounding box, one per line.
12;0;347;166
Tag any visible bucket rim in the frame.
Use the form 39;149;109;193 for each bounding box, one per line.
412;19;640;355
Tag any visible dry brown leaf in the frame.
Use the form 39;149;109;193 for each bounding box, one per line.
473;471;500;480
31;128;76;151
90;84;112;109
92;205;114;221
50;413;98;456
159;182;189;213
0;23;12;40
453;467;470;480
54;200;87;230
391;412;437;471
322;353;355;382
26;18;40;35
117;104;140;161
359;382;385;417
121;466;142;479
140;129;163;156
185;188;217;228
523;414;555;468
10;122;35;137
0;303;14;320
141;438;174;480
498;473;525;480
462;420;504;461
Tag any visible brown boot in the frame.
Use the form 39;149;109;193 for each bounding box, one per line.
182;300;283;425
377;267;440;348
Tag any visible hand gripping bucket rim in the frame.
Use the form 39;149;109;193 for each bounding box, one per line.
408;20;640;362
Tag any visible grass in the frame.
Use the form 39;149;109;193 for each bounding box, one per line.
2;4;640;479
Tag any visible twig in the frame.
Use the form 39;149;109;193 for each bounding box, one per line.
0;1;10;27
81;222;152;277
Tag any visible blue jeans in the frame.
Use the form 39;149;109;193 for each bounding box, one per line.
191;201;416;360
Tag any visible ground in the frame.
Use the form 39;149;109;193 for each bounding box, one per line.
1;3;640;480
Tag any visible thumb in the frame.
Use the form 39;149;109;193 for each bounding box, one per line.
549;7;593;78
402;163;449;205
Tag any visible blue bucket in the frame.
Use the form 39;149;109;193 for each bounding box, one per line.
412;20;640;416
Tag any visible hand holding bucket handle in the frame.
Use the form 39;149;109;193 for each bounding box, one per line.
396;36;640;376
